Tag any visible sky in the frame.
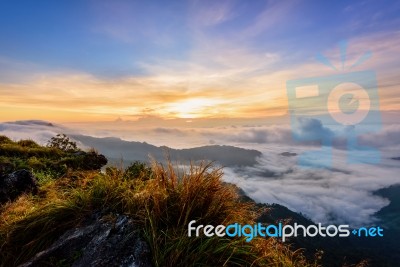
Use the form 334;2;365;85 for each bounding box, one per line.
1;0;400;227
0;0;399;123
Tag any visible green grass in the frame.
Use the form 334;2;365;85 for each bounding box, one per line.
0;135;107;177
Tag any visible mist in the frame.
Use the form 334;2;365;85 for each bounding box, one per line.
1;119;400;227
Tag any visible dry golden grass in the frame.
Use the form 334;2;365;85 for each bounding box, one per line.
0;160;321;267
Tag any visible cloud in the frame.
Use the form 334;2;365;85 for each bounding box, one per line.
1;30;400;122
0;121;64;145
90;0;185;46
1;120;400;227
360;124;400;149
293;118;334;142
240;0;299;38
0;120;87;148
62;117;400;154
202;126;292;145
152;127;189;136
223;147;399;227
189;0;235;27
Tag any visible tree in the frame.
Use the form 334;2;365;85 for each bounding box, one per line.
47;134;78;152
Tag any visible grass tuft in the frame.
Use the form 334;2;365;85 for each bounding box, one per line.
0;160;320;267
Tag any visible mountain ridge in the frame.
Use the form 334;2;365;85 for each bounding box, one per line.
71;134;262;167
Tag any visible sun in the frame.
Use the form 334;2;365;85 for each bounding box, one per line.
164;98;221;119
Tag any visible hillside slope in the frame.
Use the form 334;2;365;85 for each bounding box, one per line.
0;135;319;267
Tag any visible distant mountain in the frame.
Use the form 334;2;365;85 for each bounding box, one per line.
3;120;55;127
229;185;398;267
245;185;400;267
0;120;262;167
374;184;400;232
253;202;396;267
71;134;262;167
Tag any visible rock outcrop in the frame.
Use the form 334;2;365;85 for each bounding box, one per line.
0;169;38;204
19;213;152;267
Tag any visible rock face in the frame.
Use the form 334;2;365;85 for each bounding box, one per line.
0;169;38;204
19;213;152;267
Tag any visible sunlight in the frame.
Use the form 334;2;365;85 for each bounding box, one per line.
164;98;221;118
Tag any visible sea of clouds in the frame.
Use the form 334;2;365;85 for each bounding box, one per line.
1;119;400;227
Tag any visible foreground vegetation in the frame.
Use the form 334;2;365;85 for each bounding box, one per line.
0;134;107;178
0;135;321;266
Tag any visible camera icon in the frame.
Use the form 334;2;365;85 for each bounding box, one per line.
286;70;381;168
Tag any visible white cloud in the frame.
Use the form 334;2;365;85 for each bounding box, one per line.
223;148;399;227
1;120;400;227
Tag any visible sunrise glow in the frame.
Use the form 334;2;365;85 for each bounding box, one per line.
0;1;399;123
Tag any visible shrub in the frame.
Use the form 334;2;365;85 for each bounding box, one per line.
27;157;45;170
0;156;13;174
17;140;40;148
0;135;107;177
47;134;78;152
82;151;107;170
0;136;13;145
123;161;152;180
